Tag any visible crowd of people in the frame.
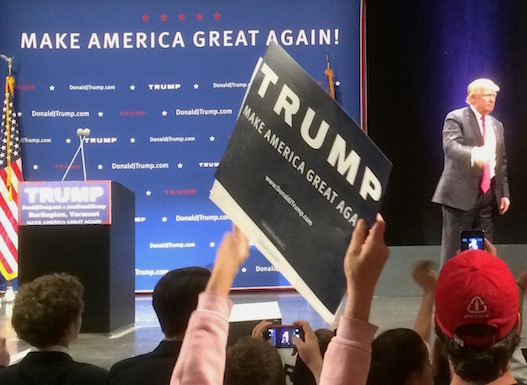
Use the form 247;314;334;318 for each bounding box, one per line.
0;79;524;384
1;216;526;385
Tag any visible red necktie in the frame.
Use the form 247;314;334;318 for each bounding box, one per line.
480;115;491;193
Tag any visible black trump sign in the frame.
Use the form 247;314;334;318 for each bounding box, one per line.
211;42;391;322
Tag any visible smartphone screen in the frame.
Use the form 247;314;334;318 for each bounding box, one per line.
460;229;484;251
265;326;304;348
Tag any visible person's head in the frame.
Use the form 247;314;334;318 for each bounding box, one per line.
293;328;334;385
434;249;520;383
225;337;285;385
12;273;84;348
366;328;432;385
152;267;210;338
466;78;500;115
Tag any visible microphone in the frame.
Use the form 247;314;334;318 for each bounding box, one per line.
77;128;90;137
62;127;90;181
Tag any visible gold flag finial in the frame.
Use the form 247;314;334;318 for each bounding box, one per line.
0;54;14;77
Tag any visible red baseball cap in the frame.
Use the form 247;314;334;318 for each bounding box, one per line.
434;249;519;347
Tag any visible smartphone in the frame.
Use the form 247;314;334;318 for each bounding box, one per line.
263;325;304;348
460;229;485;251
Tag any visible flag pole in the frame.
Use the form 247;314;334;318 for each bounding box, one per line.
324;53;335;100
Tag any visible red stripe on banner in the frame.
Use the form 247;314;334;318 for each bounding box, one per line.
360;0;367;133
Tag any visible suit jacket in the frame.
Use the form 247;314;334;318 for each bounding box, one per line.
0;351;108;385
432;106;509;210
107;340;182;385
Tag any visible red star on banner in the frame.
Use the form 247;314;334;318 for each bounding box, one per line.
196;13;203;20
143;14;149;22
178;13;185;21
161;14;167;21
214;12;221;20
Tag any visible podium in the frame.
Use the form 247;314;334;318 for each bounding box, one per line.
18;181;135;333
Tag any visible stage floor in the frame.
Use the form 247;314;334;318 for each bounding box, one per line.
2;291;527;370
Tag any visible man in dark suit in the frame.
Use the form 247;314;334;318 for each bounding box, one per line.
0;273;108;384
108;267;210;385
432;78;510;267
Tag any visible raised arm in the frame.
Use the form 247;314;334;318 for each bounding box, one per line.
319;214;390;385
170;224;249;385
343;215;390;321
411;260;438;346
206;225;250;295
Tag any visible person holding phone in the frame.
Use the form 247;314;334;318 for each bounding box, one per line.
459;229;485;251
432;78;510;267
170;215;390;385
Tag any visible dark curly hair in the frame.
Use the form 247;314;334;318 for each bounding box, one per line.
12;273;84;348
225;337;285;385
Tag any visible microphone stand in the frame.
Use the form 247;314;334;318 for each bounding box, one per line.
62;128;90;181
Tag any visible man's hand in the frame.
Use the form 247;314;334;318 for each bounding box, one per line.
411;260;438;294
411;260;438;343
483;238;497;256
500;197;510;215
472;146;492;167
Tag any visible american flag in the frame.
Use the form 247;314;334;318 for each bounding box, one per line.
0;75;22;281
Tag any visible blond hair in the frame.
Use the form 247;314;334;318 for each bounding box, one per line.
466;78;500;104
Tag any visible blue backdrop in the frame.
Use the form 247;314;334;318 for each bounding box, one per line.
0;0;363;290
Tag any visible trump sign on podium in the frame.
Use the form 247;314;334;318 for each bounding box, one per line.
19;181;111;226
210;42;392;323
